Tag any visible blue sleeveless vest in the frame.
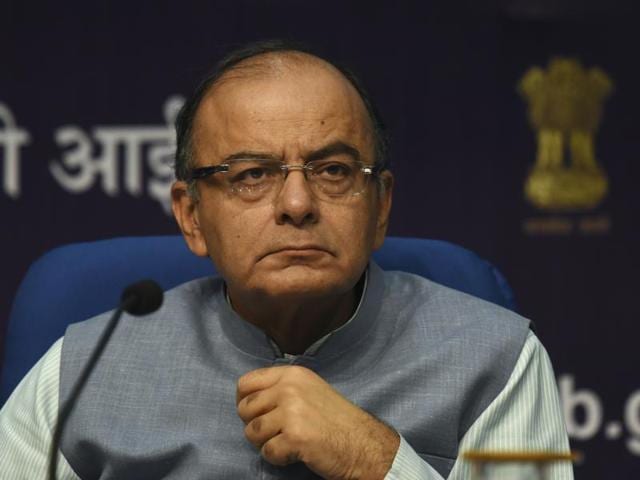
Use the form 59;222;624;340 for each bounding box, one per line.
59;262;529;478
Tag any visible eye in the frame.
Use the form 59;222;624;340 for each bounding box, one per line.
314;161;353;180
227;159;282;187
242;168;267;181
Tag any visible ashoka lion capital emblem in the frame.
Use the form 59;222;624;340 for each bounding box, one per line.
519;58;613;211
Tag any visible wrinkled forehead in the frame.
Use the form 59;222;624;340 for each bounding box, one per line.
191;53;375;160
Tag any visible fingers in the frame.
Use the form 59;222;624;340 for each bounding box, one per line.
237;366;337;469
243;406;305;468
236;366;286;404
237;388;278;424
261;433;302;466
243;407;283;449
236;365;318;404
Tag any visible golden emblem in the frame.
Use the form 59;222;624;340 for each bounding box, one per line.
519;58;613;211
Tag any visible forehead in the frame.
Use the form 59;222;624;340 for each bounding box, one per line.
191;55;374;162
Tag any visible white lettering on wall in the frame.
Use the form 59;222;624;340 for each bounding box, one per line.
0;103;31;198
624;391;640;455
558;375;640;456
559;374;603;440
49;96;183;214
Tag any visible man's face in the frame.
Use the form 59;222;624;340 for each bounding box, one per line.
172;58;392;302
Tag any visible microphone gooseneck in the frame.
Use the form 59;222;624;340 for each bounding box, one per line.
48;279;163;480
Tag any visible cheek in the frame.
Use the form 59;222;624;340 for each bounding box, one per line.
202;203;273;267
327;204;379;259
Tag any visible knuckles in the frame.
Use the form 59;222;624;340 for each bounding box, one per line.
244;419;265;447
250;417;262;433
236;365;315;401
261;442;277;462
280;396;306;421
283;365;315;381
280;423;308;446
261;441;301;466
244;391;260;405
237;391;260;418
238;365;340;470
279;382;302;399
236;377;253;401
237;404;253;424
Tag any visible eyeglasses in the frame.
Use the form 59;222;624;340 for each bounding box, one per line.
187;157;380;204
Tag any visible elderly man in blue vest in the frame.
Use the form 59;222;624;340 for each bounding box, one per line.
0;41;572;479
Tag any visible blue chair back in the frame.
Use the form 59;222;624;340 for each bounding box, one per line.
0;236;516;405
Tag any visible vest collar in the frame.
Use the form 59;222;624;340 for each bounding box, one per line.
209;261;386;361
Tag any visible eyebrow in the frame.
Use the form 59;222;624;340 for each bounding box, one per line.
305;141;361;163
223;151;281;162
222;141;361;164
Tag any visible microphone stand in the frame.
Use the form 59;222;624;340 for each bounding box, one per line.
47;296;134;480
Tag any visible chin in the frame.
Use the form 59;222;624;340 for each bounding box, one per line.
249;264;358;300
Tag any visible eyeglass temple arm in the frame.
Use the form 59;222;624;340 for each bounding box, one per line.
186;164;230;181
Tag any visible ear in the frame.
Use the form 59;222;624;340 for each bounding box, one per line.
373;170;393;251
171;181;208;257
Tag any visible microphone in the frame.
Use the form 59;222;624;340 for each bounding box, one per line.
121;279;164;316
48;280;164;480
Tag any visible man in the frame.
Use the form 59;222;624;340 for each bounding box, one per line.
0;41;572;479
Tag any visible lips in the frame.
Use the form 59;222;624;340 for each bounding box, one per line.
259;244;332;261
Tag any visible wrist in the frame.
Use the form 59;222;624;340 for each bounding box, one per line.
346;415;400;480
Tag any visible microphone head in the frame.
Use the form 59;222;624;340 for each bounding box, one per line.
121;279;164;316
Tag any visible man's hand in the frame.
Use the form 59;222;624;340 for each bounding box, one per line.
236;365;400;480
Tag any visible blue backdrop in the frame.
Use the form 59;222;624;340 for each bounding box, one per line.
1;1;639;477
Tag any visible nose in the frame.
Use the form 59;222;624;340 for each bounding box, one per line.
273;167;319;226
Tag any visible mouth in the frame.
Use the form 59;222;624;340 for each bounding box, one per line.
259;245;332;261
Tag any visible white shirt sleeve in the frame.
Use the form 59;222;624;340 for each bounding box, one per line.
0;338;80;480
384;331;574;479
385;435;445;479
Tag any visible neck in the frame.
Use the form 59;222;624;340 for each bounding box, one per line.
228;277;364;355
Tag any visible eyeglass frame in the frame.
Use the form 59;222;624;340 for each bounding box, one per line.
185;157;384;200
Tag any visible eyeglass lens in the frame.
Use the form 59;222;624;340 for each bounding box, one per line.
222;159;370;203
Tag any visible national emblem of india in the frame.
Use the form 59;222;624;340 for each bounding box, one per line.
519;58;613;211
